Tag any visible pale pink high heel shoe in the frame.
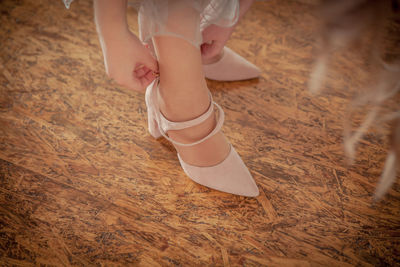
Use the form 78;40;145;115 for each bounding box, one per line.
145;79;259;197
203;47;261;81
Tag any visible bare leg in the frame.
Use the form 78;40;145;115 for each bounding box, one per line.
153;29;230;167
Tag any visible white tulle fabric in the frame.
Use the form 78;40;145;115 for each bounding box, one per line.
63;0;239;47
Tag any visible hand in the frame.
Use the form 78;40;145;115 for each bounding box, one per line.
200;24;235;64
200;0;255;63
100;30;158;92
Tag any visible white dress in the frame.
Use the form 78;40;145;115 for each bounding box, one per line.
63;0;239;48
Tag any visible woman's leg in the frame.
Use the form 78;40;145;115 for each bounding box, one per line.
152;7;230;167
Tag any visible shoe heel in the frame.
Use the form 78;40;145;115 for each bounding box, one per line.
147;109;162;139
145;81;162;139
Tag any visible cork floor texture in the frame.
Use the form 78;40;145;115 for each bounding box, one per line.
1;0;399;266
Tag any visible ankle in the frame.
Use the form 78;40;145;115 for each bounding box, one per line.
156;86;218;144
159;102;211;123
158;86;211;122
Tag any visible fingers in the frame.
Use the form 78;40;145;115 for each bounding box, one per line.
102;32;159;92
130;43;158;90
111;64;157;92
144;54;159;73
201;23;234;62
201;24;216;43
129;45;158;91
200;42;211;56
201;41;223;61
134;64;157;89
134;64;148;77
140;70;157;88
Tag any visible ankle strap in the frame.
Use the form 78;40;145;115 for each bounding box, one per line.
152;81;225;147
158;91;215;132
159;102;225;147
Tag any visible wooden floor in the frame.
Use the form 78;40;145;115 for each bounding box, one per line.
1;0;399;266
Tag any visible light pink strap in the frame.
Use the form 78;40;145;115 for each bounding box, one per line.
150;79;225;147
158;102;225;147
158;91;214;132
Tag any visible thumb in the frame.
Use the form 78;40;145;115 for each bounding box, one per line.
201;40;223;60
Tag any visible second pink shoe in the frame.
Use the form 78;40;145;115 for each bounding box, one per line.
203;47;261;81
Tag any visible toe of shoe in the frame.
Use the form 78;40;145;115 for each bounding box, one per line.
178;146;259;197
